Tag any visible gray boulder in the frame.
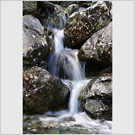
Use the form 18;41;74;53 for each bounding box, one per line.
79;73;112;120
23;66;70;114
23;15;53;66
78;22;112;77
64;1;112;49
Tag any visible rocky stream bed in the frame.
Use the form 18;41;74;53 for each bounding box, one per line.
23;1;112;134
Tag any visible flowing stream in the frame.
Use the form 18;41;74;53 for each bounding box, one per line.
48;29;87;114
23;18;112;134
40;29;112;134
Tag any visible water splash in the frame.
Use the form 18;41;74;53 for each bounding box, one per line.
57;49;85;80
69;80;90;114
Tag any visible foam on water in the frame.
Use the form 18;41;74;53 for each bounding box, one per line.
37;111;112;134
69;80;89;114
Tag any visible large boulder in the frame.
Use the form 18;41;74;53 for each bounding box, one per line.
37;1;69;29
64;1;112;49
23;15;53;66
23;1;37;17
79;73;112;120
23;66;70;114
78;22;112;77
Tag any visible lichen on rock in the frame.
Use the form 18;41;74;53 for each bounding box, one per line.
23;66;70;114
64;1;112;49
78;22;112;77
23;15;53;66
79;73;112;120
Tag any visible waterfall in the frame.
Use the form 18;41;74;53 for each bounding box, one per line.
48;29;85;80
47;28;111;134
48;29;88;114
23;3;112;134
53;29;65;53
57;49;85;81
48;29;64;76
69;80;89;114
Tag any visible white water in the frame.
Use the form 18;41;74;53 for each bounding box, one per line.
58;49;85;80
48;29;85;81
48;29;87;114
69;80;89;114
48;29;64;76
47;29;112;133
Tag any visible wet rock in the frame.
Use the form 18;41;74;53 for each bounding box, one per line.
38;1;69;29
64;1;112;49
50;1;77;7
23;15;53;66
79;73;112;120
67;4;80;16
78;22;112;77
23;66;70;114
100;66;112;74
59;116;75;122
104;1;112;10
78;1;93;8
23;1;37;16
23;115;93;134
38;61;48;70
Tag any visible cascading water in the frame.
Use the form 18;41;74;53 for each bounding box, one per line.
23;2;112;134
48;29;88;114
48;29;65;76
23;28;112;134
69;80;89;114
46;29;112;134
57;48;85;81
